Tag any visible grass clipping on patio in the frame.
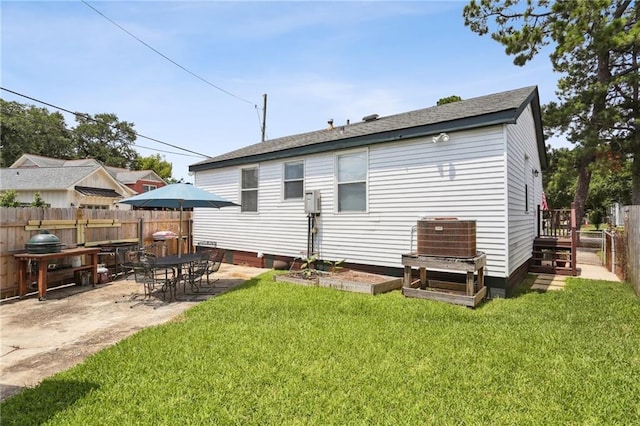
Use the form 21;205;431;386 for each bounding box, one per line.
2;273;640;425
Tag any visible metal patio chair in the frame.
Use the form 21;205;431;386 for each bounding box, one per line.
129;250;176;301
180;251;211;294
115;245;141;280
203;248;226;285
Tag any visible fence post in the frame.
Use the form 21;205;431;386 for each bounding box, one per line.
611;230;616;274
571;202;577;276
603;230;607;268
138;217;144;249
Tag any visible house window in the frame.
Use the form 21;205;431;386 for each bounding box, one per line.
337;150;367;212
284;161;304;200
142;184;157;192
81;204;108;210
241;167;258;212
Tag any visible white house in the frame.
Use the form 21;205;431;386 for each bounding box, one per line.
2;154;169;209
1;156;137;209
189;86;546;297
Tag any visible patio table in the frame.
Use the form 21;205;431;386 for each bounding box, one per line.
153;253;202;301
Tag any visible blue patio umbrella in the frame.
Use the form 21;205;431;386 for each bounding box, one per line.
119;183;239;256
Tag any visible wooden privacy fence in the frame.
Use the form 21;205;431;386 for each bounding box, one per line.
624;205;639;297
604;229;627;280
0;207;192;299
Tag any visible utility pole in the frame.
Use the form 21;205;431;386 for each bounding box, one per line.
261;93;267;142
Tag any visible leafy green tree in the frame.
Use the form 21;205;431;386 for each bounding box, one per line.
436;95;463;105
543;147;577;209
588;208;605;230
73;113;139;169
464;0;639;227
30;192;48;207
135;154;173;182
0;99;74;167
0;190;20;207
587;151;632;210
544;146;632;215
1;99;145;170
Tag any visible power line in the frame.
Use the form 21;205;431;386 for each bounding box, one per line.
255;106;264;140
132;144;203;158
81;0;256;106
1;86;211;158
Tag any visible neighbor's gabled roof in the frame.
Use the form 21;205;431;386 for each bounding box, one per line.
1;166;102;190
190;85;546;172
10;154;98;168
10;154;166;187
105;167;165;184
0;165;136;199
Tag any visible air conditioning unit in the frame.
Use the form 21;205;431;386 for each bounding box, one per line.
304;190;321;214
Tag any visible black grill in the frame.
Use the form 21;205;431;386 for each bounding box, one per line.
26;230;63;254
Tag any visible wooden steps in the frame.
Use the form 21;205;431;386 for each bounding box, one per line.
530;237;577;276
532;204;578;276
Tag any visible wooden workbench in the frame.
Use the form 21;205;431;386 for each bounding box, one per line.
401;252;487;307
14;247;101;300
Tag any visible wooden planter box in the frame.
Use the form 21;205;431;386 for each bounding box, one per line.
274;272;401;295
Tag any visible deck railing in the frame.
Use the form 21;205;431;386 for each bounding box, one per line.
538;206;573;238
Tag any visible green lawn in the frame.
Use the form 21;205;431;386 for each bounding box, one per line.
2;273;639;425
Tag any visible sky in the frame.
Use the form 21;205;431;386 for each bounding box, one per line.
1;1;567;182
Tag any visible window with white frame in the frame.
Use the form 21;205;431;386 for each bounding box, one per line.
142;184;157;192
337;150;367;212
241;167;258;212
284;161;304;200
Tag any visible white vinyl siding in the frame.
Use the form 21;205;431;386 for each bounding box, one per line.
506;104;542;275
13;190;69;208
193;126;510;278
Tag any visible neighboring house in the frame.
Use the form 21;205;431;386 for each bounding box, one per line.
189;86;547;298
1;154;165;209
10;155;166;194
105;167;166;194
0;165;136;209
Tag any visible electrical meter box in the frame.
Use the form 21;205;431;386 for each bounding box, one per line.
304;190;321;214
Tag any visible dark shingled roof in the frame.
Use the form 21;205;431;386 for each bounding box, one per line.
190;86;545;172
74;185;121;198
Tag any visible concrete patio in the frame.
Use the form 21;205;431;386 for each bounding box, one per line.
0;263;270;402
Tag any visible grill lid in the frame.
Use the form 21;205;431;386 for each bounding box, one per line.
28;230;61;245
